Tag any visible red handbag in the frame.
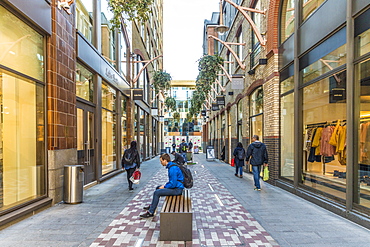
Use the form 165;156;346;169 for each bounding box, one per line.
130;170;141;184
231;158;235;167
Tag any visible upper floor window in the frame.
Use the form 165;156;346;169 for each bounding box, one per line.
280;0;295;43
76;0;93;43
302;0;325;23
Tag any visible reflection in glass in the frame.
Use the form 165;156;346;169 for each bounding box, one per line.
358;58;370;208
102;82;116;111
0;6;44;81
302;74;347;199
355;29;370;58
280;0;295;43
302;0;325;22
250;88;263;116
281;92;294;180
301;44;346;84
76;63;94;102
102;110;116;175
101;0;116;67
0;70;45;211
76;0;93;43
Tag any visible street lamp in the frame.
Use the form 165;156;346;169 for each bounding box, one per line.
215;0;229;35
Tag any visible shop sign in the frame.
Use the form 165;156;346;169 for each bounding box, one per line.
133;88;144;100
216;96;225;106
212;103;220;111
231;74;244;89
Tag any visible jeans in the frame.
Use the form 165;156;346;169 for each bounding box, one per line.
235;166;243;176
148;186;183;214
252;165;262;189
126;167;136;189
181;153;187;162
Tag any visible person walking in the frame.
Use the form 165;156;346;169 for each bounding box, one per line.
140;153;184;218
233;142;246;178
245;135;268;191
121;141;140;192
171;150;185;165
179;139;188;163
172;142;176;152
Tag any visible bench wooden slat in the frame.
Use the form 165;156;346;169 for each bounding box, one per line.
179;193;184;212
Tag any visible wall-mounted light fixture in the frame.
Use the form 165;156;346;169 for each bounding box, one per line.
247;69;255;75
216;0;230;35
58;0;74;13
259;58;268;65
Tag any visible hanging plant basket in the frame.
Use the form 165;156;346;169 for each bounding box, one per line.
152;70;172;94
165;97;177;112
173;112;180;122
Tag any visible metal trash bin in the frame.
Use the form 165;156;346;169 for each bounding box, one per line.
64;165;84;204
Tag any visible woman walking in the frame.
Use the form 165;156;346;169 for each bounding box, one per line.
122;141;140;192
233;142;246;178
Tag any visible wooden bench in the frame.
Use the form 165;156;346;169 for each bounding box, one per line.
159;190;192;241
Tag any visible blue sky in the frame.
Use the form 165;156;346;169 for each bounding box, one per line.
163;0;219;81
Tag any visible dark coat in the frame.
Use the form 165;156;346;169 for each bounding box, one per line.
245;141;268;166
233;147;245;167
173;152;185;165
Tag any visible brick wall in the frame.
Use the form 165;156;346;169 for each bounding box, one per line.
47;4;77;203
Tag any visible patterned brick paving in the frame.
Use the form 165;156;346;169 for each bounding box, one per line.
90;163;279;247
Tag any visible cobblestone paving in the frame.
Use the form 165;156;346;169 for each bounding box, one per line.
90;162;279;247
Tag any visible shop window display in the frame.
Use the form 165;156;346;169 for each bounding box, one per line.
302;71;347;200
358;57;370;208
281;92;294;180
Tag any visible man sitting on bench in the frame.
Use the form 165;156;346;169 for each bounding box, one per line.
140;153;184;218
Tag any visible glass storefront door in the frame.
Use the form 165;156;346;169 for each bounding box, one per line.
77;103;96;184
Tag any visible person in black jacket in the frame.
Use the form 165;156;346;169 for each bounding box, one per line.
122;141;141;192
171;151;185;165
245;135;268;191
233;142;245;178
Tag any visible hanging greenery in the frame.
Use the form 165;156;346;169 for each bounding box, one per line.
173;112;180;122
165;97;177;112
152;70;172;94
186;112;194;123
108;0;153;30
187;55;224;117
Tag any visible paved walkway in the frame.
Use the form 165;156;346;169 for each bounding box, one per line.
0;154;370;246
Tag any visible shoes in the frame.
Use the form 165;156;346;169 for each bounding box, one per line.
239;175;243;178
140;211;154;218
143;206;150;210
235;174;238;177
254;187;261;191
129;188;134;193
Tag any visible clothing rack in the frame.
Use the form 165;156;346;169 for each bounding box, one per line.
305;120;346;129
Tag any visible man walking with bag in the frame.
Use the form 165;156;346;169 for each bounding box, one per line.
245;135;268;191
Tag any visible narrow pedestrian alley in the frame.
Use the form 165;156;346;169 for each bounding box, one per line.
0;154;370;247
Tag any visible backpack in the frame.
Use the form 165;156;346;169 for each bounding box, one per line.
170;164;193;189
237;148;245;160
181;143;187;152
122;149;135;166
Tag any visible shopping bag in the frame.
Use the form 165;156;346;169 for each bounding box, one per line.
263;166;269;181
130;170;141;184
231;158;235;167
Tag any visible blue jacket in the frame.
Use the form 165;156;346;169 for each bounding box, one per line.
246;141;268;165
164;162;185;189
